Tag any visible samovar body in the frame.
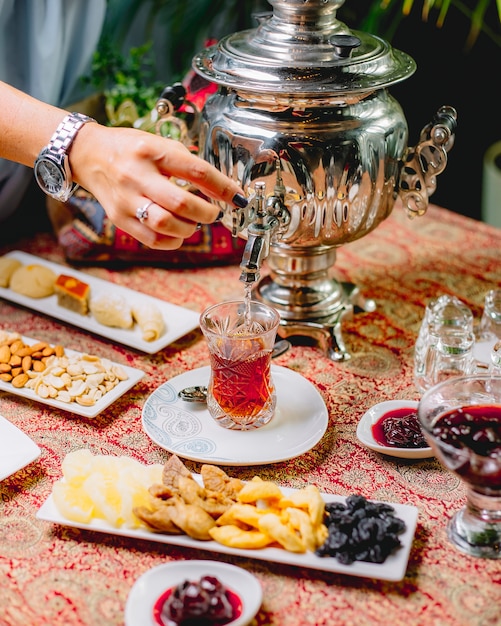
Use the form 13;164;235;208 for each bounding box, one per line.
190;0;456;359
201;88;408;247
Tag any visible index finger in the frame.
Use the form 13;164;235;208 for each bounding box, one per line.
157;140;247;208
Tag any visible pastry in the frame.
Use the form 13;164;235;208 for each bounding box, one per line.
54;274;90;315
9;264;57;298
0;256;22;287
132;301;165;341
89;292;133;329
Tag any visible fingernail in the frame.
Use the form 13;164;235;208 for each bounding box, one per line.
216;210;224;221
232;193;248;208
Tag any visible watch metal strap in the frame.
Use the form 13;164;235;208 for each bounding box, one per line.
45;112;96;159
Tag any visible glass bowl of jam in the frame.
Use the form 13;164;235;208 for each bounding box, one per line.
418;375;501;559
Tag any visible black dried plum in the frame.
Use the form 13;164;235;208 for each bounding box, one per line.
316;495;406;565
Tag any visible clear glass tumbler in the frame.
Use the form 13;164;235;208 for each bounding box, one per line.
490;341;501;376
200;299;280;430
478;289;501;341
414;295;475;393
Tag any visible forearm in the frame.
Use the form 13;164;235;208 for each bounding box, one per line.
0;81;68;167
0;80;247;251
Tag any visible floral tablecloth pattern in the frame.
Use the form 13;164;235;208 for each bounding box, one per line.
0;204;500;626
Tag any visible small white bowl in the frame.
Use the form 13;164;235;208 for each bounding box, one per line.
124;559;262;626
356;400;434;459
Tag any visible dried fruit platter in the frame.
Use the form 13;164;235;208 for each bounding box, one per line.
37;480;418;581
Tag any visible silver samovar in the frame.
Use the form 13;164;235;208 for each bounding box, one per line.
189;0;457;360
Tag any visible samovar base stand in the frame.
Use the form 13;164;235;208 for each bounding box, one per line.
255;259;376;361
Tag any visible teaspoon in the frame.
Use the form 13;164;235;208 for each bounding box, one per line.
178;339;291;403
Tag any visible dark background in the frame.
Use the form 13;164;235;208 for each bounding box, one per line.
90;0;501;224
384;8;501;221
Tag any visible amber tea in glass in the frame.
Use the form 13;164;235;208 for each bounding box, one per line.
200;300;280;430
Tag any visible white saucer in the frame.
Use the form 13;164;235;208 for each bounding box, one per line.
0;415;41;481
356;400;434;459
142;365;328;466
124;560;262;626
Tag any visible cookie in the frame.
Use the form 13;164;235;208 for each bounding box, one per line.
90;292;133;329
10;264;57;298
132;301;165;341
0;256;22;287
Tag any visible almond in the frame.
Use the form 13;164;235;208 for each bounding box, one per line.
9;354;22;367
12;372;29;388
14;346;32;358
29;342;48;353
0;345;11;363
32;360;46;372
10;339;24;353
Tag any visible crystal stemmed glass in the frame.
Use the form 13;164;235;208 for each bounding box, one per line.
418;375;501;558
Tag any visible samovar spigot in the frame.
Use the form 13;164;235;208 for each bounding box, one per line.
239;182;275;284
239;168;291;284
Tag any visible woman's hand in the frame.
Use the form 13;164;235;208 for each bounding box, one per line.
70;123;247;250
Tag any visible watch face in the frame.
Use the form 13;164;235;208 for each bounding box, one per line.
35;158;65;196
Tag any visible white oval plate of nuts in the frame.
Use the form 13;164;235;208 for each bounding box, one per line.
0;331;144;418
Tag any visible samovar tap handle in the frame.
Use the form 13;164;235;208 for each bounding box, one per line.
239;182;271;284
398;105;457;218
238;163;292;284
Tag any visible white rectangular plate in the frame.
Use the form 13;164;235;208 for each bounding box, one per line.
37;484;418;581
0;414;41;481
0;251;200;353
0;335;144;418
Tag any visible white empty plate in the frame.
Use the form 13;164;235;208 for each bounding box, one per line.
0;414;41;480
356;400;434;459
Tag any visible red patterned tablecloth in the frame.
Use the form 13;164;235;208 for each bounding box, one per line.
0;204;500;626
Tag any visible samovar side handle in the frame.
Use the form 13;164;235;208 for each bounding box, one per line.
398;105;457;218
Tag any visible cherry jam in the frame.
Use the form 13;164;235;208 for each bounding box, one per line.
371;407;428;448
432;405;501;488
430;405;501;489
153;575;242;626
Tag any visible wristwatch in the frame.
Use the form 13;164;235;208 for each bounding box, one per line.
34;112;96;202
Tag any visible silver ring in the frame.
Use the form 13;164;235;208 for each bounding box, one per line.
136;200;153;224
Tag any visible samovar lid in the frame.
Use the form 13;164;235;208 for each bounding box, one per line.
193;0;416;96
